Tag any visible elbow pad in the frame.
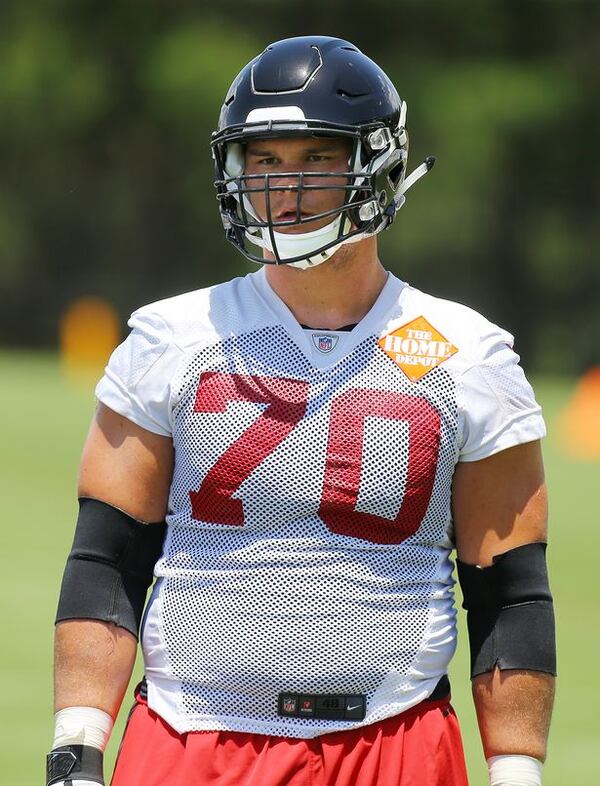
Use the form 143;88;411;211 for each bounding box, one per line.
457;542;556;678
55;497;167;638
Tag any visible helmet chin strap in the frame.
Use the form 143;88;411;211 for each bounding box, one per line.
399;156;436;197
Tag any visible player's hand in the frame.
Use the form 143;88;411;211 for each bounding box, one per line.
46;745;104;785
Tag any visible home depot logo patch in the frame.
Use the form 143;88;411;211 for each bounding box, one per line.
378;316;458;382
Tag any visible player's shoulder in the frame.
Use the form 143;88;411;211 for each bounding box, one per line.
398;280;514;360
128;272;263;350
400;280;502;331
131;273;248;323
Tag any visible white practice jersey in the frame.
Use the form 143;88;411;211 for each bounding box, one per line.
96;269;545;737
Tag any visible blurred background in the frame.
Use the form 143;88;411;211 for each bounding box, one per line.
0;1;598;784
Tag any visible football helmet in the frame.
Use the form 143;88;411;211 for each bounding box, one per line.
211;36;434;268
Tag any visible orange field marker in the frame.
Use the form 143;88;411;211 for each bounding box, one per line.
59;297;121;387
558;366;600;460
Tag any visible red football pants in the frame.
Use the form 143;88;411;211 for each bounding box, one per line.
111;693;469;786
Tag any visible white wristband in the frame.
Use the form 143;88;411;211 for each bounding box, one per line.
487;755;543;786
53;706;114;752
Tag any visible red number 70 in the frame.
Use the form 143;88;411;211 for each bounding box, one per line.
189;372;441;545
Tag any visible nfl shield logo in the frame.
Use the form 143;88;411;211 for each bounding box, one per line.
312;333;339;353
283;697;296;713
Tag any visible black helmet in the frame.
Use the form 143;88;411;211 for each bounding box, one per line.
211;36;434;267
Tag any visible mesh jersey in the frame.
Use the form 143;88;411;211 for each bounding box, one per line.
96;269;546;737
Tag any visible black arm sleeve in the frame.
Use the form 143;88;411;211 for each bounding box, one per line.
55;497;167;638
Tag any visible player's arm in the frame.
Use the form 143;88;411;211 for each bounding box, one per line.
452;439;556;786
49;403;173;786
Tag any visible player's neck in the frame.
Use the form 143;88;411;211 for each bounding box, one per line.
264;238;387;330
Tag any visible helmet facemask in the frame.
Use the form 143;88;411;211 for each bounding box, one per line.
212;116;410;269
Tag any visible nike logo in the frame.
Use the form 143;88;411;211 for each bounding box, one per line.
346;703;362;711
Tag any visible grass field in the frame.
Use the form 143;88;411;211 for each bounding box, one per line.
1;351;598;785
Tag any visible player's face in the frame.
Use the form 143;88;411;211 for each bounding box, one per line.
244;137;353;234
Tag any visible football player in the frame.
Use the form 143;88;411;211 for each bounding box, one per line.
48;36;555;786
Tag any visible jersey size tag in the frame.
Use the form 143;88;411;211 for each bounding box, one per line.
278;693;366;721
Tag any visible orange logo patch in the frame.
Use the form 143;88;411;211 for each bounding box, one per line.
378;316;458;382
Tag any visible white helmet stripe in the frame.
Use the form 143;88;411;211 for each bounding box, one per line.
245;106;306;123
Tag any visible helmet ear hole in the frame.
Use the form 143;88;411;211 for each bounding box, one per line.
388;161;405;188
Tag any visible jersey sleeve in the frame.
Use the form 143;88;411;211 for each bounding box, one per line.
95;308;181;437
458;323;546;462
